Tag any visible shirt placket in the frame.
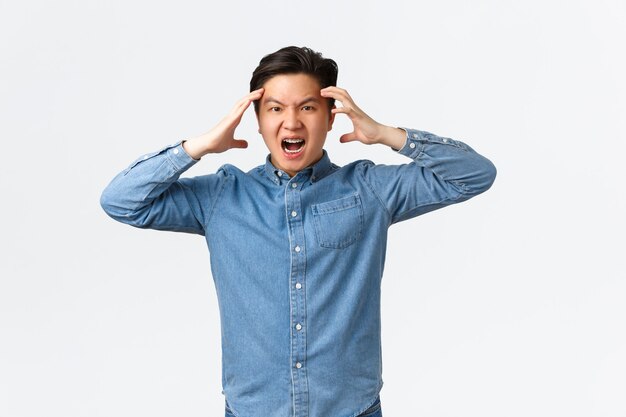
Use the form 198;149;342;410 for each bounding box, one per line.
285;176;309;417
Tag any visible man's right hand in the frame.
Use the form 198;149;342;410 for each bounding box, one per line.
182;88;264;160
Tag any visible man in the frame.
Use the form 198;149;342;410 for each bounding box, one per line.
101;46;496;417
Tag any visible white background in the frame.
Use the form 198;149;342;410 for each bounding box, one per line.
1;1;625;416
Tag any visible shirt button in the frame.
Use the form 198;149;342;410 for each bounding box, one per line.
409;143;416;149
291;211;297;217
295;323;302;330
295;362;302;369
412;133;418;138
291;183;298;188
295;282;302;289
443;138;449;143
294;246;301;253
173;148;179;155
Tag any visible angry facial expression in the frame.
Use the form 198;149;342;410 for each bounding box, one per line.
256;73;335;177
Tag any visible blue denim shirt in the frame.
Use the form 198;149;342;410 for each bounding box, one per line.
100;128;496;417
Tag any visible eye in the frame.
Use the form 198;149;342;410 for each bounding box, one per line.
269;106;281;112
302;105;314;111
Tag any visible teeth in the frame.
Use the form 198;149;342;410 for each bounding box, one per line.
282;138;305;154
285;147;303;153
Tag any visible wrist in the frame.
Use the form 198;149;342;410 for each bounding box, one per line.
183;133;223;159
377;125;407;150
182;136;210;160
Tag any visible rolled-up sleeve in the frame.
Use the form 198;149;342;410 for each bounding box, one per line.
358;128;497;224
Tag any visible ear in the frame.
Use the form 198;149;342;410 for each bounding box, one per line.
327;105;336;132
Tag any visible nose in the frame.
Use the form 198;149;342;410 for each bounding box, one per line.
282;108;302;130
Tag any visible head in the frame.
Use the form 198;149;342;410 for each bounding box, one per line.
250;46;339;177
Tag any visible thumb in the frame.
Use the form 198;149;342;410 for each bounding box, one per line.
231;139;249;149
339;132;359;143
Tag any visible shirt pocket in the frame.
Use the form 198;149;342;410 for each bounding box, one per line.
311;194;363;249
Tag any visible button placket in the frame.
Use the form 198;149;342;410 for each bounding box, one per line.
285;177;309;415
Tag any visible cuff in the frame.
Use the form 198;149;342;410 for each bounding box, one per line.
395;127;426;159
167;141;198;171
123;141;198;174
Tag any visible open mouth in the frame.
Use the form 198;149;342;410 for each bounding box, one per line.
281;138;306;154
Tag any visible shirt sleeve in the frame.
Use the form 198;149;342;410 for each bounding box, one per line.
100;141;226;235
357;127;497;224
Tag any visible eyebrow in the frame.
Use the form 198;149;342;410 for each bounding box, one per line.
263;96;321;107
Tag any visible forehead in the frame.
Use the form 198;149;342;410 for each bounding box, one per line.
261;73;322;102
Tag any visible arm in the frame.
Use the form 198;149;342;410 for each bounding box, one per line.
100;88;264;234
320;87;497;224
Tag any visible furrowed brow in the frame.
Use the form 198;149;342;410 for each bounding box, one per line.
263;97;321;106
264;97;284;106
296;97;320;106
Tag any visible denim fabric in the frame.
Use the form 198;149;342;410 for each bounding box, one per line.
101;128;496;417
226;396;382;417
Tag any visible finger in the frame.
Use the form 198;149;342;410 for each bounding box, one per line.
228;105;248;125
331;106;361;121
339;132;359;143
322;90;356;114
234;88;264;111
331;107;353;115
321;86;350;96
235;97;253;112
230;99;248;115
320;86;352;102
233;92;263;117
247;88;264;101
321;90;349;103
243;88;264;100
230;139;249;149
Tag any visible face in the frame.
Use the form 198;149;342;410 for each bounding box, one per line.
257;73;335;177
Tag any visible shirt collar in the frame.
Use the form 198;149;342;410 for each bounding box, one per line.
263;150;333;185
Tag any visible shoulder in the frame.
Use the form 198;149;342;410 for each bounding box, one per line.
315;159;378;185
336;159;376;176
328;159;375;172
180;162;269;187
216;163;268;186
177;163;242;189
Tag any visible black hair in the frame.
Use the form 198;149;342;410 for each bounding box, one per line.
250;46;338;113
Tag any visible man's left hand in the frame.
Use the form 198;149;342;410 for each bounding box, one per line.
320;86;406;150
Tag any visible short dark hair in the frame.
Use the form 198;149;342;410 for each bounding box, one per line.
250;46;338;113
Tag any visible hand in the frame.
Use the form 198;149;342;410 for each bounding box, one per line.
183;88;264;159
320;86;406;150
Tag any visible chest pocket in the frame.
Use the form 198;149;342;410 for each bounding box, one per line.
311;194;363;249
